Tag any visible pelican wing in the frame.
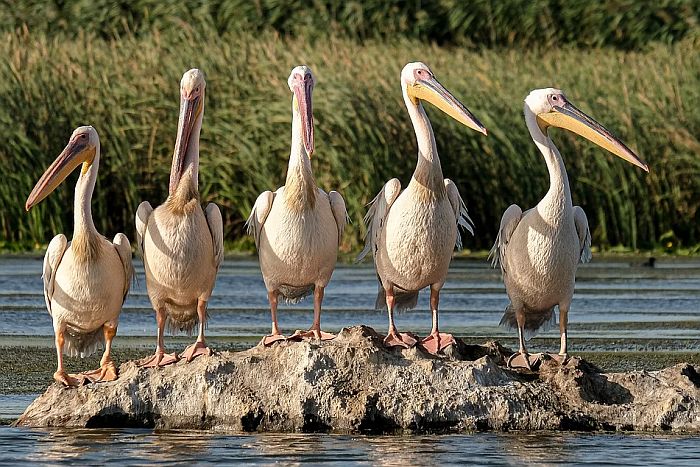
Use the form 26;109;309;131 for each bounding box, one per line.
357;178;401;262
246;190;276;249
444;178;474;250
205;203;224;269
328;190;349;244
135;201;154;257
489;204;524;274
573;206;592;264
112;233;134;303
42;234;68;316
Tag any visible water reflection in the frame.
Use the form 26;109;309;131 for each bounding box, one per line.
3;428;700;465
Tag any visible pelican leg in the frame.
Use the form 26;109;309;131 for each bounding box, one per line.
419;286;455;354
53;324;84;387
383;285;418;348
547;304;570;364
82;323;119;383
139;307;179;367
181;299;213;362
290;286;336;341
507;306;542;371
262;290;286;346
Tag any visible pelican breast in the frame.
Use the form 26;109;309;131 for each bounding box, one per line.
504;208;580;308
258;187;339;289
377;187;456;291
50;238;126;332
142;203;216;304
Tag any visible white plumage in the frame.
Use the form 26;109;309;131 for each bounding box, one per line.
359;62;486;354
248;65;347;344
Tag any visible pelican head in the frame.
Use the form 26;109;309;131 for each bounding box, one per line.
526;88;648;172
401;62;487;135
26;126;99;211
288;65;315;156
170;68;206;194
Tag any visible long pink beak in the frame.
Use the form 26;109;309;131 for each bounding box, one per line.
292;74;314;156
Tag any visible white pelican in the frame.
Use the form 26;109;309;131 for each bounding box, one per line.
490;88;648;369
247;65;347;345
25;126;133;386
357;62;487;354
136;69;223;366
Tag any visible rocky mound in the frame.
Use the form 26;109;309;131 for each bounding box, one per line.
15;326;700;433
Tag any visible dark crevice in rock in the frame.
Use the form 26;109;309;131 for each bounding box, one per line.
85;407;156;429
681;364;700;388
241;410;264;432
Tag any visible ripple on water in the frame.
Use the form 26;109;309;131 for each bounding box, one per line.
0;428;699;465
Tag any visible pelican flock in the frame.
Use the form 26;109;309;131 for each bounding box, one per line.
22;65;651;388
248;65;348;345
136;69;223;367
489;88;648;369
357;62;487;354
25;126;133;386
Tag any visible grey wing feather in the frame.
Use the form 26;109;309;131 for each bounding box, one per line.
42;234;68;316
112;233;134;304
328;190;349;245
444;178;474;250
246;190;276;249
489;204;523;273
356;178;401;263
135;201;153;257
573;206;592;264
205;203;224;269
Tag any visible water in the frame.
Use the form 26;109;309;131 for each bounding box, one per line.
1;257;699;342
0;429;699;465
0;255;699;464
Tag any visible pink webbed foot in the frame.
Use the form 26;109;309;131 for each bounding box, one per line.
180;341;212;363
82;360;118;383
261;334;287;346
289;329;336;341
138;351;179;368
54;370;87;387
383;331;418;349
419;332;456;355
507;352;544;371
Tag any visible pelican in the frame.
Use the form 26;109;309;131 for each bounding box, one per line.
489;88;648;369
357;62;487;354
136;69;223;367
247;65;347;345
25;126;133;386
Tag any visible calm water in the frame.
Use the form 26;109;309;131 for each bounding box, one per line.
1;428;699;465
0;255;699;464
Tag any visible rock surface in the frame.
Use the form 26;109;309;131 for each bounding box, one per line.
15;326;700;433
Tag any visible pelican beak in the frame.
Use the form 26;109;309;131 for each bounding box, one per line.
537;99;648;172
408;76;488;135
292;75;315;156
25;138;94;211
170;92;202;194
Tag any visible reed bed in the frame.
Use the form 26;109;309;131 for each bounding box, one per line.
1;0;698;49
1;29;698;252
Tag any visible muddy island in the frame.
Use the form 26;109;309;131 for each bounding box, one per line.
15;326;700;433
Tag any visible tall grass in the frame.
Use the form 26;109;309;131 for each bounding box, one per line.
1;0;698;49
1;29;698;251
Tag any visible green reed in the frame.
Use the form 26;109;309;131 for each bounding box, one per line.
1;0;698;49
